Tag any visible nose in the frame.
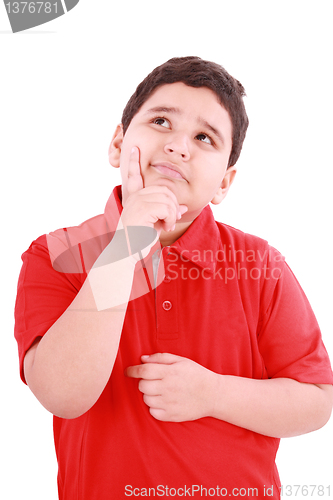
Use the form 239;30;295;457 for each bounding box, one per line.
164;134;190;161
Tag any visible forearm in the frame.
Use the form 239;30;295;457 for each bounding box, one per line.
211;375;333;438
24;244;137;419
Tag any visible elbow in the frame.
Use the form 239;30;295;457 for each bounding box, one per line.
25;367;99;419
28;384;98;419
284;383;333;438
24;346;106;419
298;383;333;436
314;384;333;431
49;403;93;420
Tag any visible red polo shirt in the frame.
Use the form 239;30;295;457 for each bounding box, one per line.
14;186;333;499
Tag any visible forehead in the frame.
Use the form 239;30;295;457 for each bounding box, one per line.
137;82;232;137
142;81;219;106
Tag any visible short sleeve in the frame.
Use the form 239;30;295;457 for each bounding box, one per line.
258;250;333;384
14;235;85;384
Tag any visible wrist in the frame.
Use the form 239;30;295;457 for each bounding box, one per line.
198;369;223;418
88;255;137;311
100;222;159;265
203;370;224;419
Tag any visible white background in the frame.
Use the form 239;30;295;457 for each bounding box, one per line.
1;1;332;498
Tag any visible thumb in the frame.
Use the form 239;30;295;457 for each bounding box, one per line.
141;353;184;364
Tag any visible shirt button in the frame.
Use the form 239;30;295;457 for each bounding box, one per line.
163;275;171;283
162;300;172;311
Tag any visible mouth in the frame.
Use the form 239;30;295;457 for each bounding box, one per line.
151;162;187;182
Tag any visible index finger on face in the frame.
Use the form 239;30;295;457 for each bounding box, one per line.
127;146;144;195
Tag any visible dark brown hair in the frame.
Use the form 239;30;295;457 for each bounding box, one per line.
121;56;249;167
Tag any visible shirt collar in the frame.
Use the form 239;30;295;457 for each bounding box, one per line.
169;205;221;273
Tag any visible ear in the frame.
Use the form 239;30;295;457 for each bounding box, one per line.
211;165;237;205
108;124;124;168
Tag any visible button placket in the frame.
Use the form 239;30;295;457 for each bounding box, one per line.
155;249;179;339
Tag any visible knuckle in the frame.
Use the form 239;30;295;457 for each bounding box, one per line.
164;204;176;220
139;364;151;379
138;379;147;393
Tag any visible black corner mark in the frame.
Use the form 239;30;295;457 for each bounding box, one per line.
3;0;81;33
64;0;79;12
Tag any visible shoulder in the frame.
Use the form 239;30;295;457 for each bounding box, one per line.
22;234;49;256
20;234;53;276
213;221;286;292
22;210;112;277
21;185;123;274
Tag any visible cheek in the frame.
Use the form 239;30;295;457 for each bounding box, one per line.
206;159;228;184
121;132;150;167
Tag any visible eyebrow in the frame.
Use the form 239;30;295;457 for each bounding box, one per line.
144;106;226;146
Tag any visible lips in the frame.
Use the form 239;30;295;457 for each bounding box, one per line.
151;162;187;181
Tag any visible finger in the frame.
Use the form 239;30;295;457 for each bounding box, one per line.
155;200;187;230
178;205;188;218
138;185;180;212
132;194;178;233
143;394;164;409
137;186;186;226
153;201;179;232
149;407;168;421
127;147;143;195
138;378;162;396
125;363;166;380
141;353;185;365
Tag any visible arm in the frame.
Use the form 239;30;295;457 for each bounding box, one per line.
24;148;187;419
213;374;333;437
126;353;333;438
24;252;135;420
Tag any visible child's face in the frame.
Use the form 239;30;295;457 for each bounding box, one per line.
110;82;235;221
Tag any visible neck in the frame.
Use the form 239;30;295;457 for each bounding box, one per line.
159;220;193;247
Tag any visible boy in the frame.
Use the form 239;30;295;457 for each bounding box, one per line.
15;57;333;499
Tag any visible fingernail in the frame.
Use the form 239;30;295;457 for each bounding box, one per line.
169;224;176;232
141;355;150;361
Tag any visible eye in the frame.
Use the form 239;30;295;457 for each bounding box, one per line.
152;117;171;128
196;133;213;145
